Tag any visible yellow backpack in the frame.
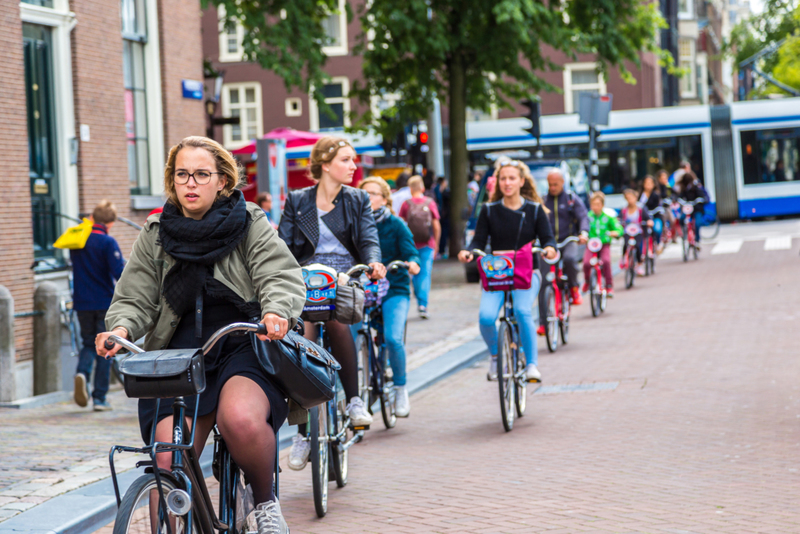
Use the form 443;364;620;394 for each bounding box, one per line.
53;218;93;250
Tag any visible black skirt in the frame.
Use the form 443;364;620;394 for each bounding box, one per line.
137;293;288;444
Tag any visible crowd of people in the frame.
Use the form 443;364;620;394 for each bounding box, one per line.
72;132;709;533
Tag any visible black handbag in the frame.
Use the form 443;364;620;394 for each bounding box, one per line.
250;321;341;410
117;349;206;399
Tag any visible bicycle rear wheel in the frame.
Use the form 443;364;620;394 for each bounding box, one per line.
328;395;348;488
377;348;397;429
559;288;570;344
355;333;370;412
543;286;558;353
701;214;720;240
309;406;329;518
497;322;515;432
113;472;198;534
682;227;689;262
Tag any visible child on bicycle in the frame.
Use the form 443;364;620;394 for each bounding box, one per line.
619;188;653;276
581;192;622;297
458;159;556;382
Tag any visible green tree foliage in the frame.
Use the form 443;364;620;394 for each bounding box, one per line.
726;0;799;96
204;0;346;108
772;21;800;93
351;0;670;252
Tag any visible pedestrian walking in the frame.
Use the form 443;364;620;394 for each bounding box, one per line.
434;176;451;257
255;192;277;228
72;200;126;411
391;171;412;210
399;175;441;320
467;170;482;209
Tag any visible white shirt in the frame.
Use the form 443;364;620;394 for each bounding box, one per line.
316;208;350;255
392;187;412;212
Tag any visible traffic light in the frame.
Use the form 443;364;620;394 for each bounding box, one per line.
521;98;541;140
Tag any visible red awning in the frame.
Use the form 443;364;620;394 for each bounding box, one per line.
230;128;325;155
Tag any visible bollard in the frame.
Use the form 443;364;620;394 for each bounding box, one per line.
0;286;16;402
33;282;61;396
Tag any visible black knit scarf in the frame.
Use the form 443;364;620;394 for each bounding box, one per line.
373;205;392;224
158;189;252;317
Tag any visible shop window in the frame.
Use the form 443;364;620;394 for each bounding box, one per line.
222;83;263;149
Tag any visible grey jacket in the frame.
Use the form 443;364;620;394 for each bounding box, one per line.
542;190;590;243
105;203;306;351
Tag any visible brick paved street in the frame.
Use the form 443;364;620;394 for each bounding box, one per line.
272;237;800;533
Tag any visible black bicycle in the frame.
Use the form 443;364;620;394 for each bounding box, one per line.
107;323;278;534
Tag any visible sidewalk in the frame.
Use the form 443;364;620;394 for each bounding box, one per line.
0;261;482;527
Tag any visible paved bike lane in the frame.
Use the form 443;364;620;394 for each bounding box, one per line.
269;240;800;533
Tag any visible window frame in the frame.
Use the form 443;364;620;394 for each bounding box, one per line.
221;82;264;149
308;77;350;131
217;5;245;63
679;37;697;99
678;0;695;19
321;0;348;57
563;63;607;114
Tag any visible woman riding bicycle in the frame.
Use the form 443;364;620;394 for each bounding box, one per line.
678;171;708;247
639;175;664;251
357;177;421;417
619;188;654;276
582;191;622;297
278;136;386;471
457;159;557;382
96;136;305;533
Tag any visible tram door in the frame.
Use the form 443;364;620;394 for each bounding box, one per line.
23;23;60;260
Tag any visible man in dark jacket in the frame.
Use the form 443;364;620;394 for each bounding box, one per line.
72;200;125;411
539;170;590;332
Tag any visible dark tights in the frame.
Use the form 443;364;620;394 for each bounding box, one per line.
297;320;357;435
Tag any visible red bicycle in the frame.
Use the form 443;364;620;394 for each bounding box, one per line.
677;198;705;262
541;236;578;353
623;222;642;290
660;198;681;246
586;238;608;317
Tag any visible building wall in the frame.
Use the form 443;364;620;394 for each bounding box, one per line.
0;1;35;363
70;0;140;254
159;0;206;150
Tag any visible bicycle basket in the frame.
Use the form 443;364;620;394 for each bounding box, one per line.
478;254;516;292
117;349;206;399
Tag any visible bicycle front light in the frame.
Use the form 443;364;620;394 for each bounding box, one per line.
545;272;556;283
166;488;192;516
589;257;599;266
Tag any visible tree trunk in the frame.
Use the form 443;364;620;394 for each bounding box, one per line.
447;53;468;258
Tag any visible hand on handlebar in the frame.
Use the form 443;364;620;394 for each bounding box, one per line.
258;313;288;342
96;327;129;359
609;231;620;238
578;234;588;245
543;246;558;261
407;261;421;275
457;250;473;263
646;220;654;227
368;262;386;280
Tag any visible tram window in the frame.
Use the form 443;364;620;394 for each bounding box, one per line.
740;128;800;185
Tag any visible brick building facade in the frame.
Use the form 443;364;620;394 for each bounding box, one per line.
0;0;204;400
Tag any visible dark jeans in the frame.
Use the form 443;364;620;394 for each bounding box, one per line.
538;241;580;326
76;310;111;402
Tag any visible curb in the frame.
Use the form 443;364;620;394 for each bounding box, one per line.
0;391;73;410
0;337;488;534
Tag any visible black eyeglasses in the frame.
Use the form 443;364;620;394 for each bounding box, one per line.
174;170;223;185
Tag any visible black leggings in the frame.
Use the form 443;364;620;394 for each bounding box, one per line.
297;320;358;435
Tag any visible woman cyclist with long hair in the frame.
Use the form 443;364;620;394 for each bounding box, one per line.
639;175;663;252
357;176;421;417
96;136;306;533
458;159;557;382
279;136;386;471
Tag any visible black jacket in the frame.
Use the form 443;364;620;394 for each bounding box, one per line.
278;184;381;266
468;200;556;258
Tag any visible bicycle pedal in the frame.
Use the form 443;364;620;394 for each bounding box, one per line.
526;378;541;383
350;424;370;431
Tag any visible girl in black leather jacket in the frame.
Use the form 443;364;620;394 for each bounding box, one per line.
278;136;385;471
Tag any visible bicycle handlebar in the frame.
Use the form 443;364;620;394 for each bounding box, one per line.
557;236;579;249
386;260;409;271
346;264;373;277
676;197;705;206
103;322;269;357
649;206;665;216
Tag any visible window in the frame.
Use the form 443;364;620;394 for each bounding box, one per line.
321;0;348;56
740;128;800;185
678;0;694;18
222;83;263;149
22;0;54;7
309;78;350;131
218;6;244;62
679;38;696;98
563;63;607;113
122;0;150;195
286;97;302;117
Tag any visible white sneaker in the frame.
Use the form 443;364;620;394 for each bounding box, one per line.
525;364;541;382
253;499;289;534
347;396;373;427
287;434;310;471
487;358;498;381
394;386;410;417
74;373;88;407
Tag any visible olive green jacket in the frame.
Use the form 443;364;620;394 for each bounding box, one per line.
105;203;306;351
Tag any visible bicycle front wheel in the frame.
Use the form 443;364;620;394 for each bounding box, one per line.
377;348;397;429
513;331;527;418
309;406;329;518
589;269;600;317
559;289;570;345
497;321;515;432
113;472;198;534
701;214;720;240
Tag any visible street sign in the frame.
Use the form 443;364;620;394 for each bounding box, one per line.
578;92;613;126
182;79;204;100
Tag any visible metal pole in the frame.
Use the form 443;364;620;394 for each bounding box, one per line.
33;282;61;396
0;286;16;402
589;125;599;191
427;97;445;178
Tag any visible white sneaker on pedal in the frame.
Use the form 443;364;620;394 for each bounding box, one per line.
394;386;410;417
347;396;373;427
287;434;310;471
253;499;288;534
487;358;498;381
525;364;541;382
